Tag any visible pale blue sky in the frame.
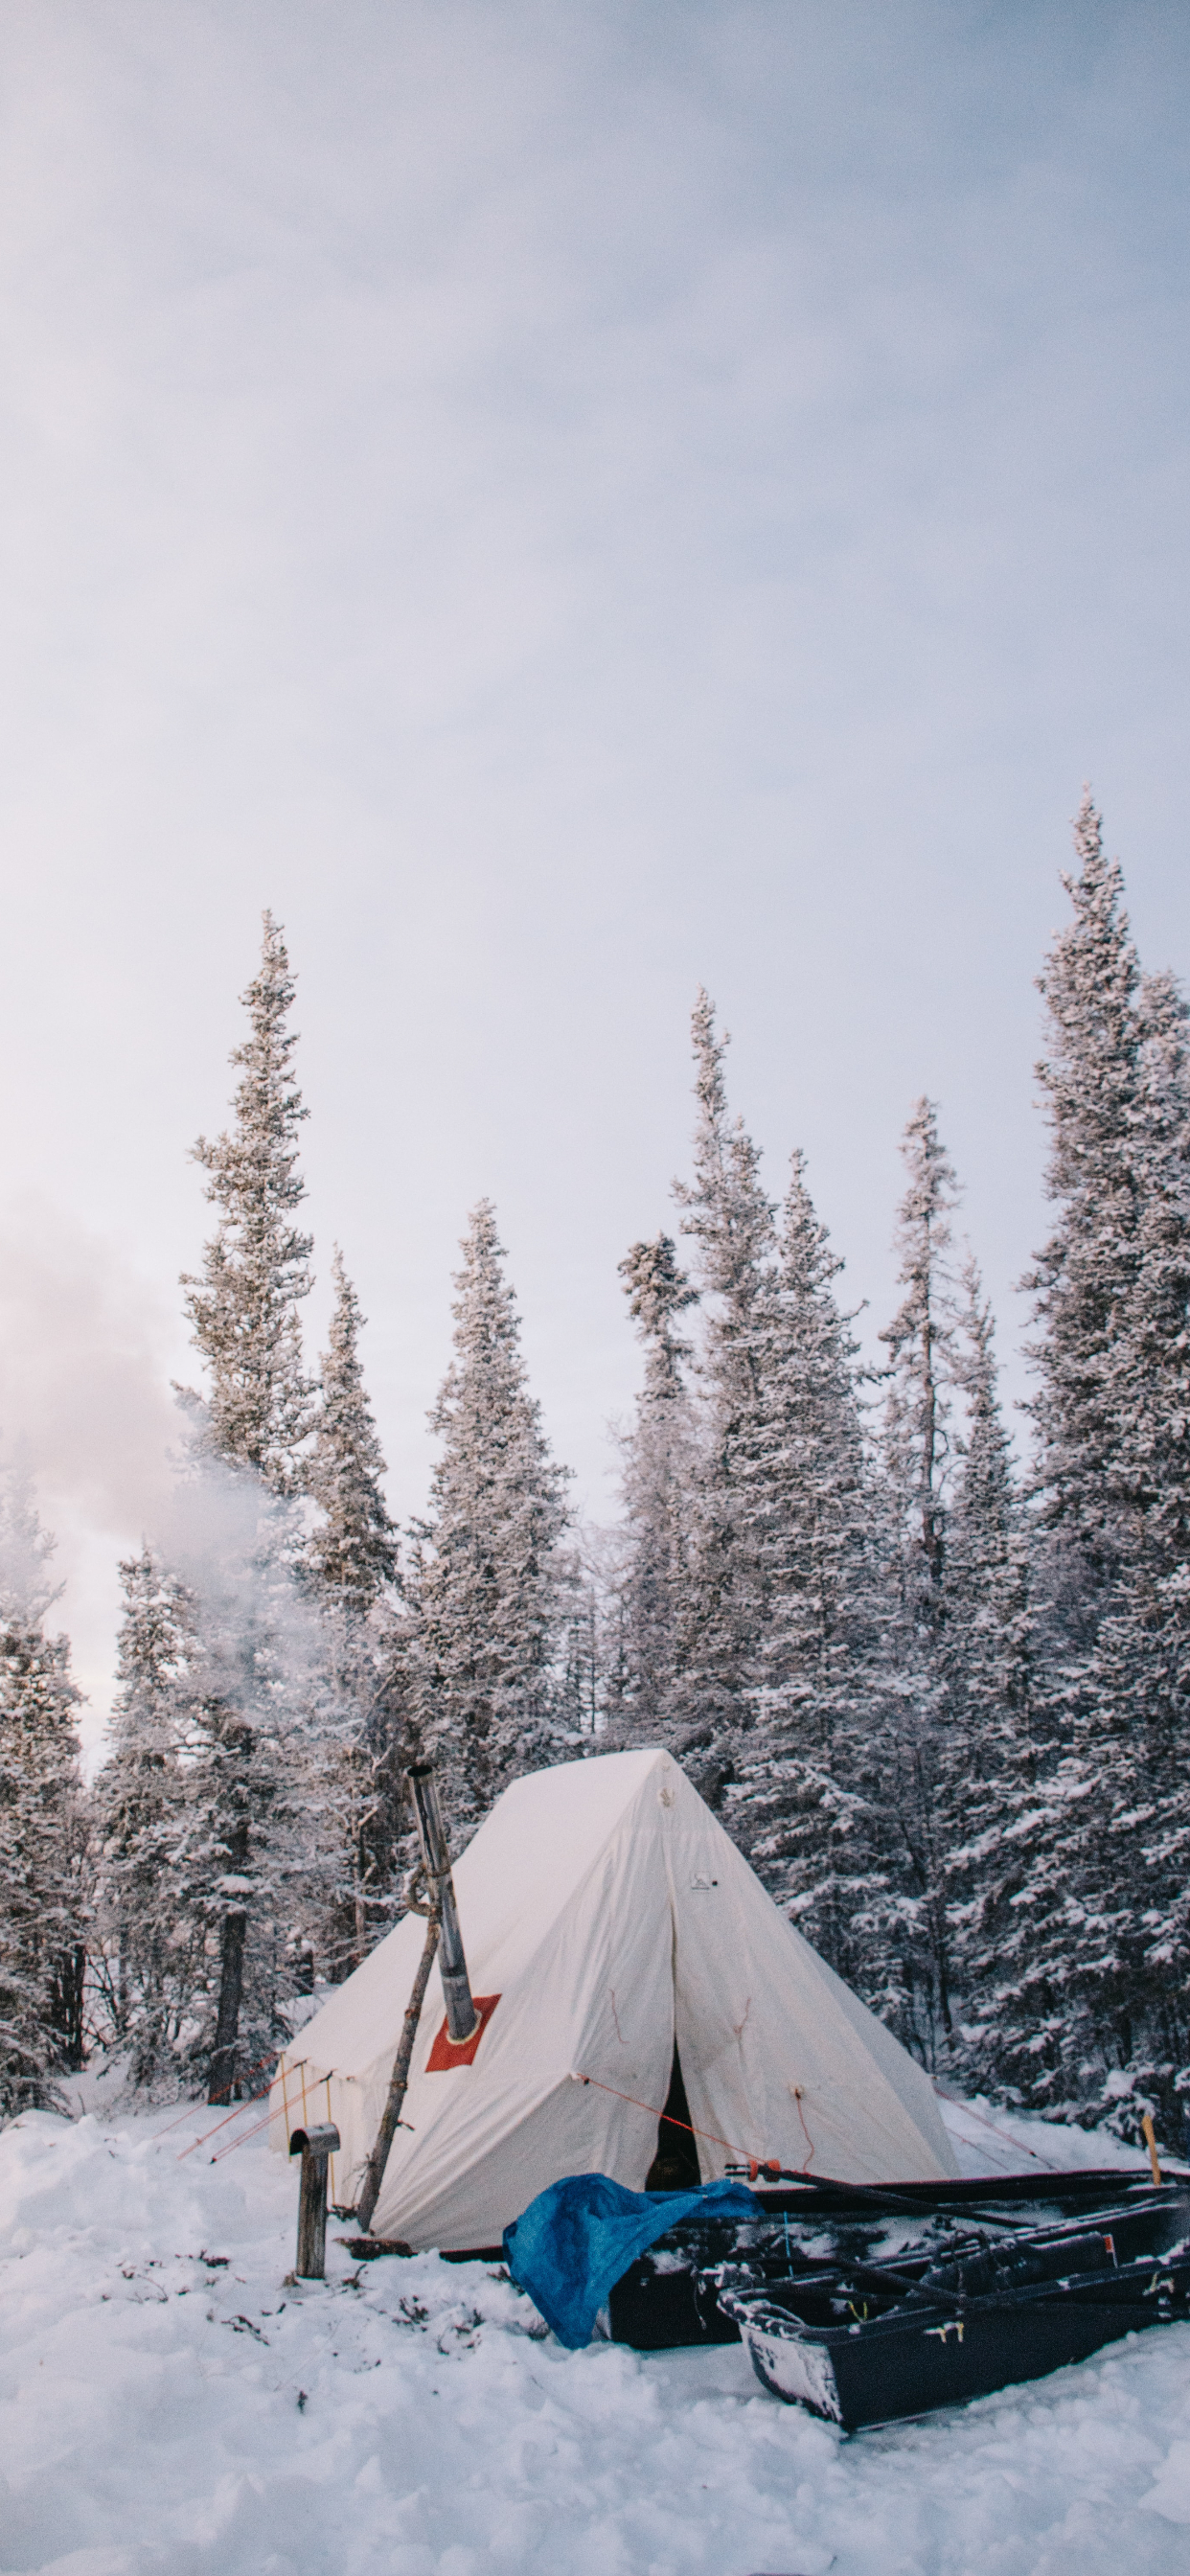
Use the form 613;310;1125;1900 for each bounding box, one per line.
1;2;1187;1734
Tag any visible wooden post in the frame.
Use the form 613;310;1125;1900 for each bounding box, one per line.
1141;2111;1162;2186
289;2122;341;2278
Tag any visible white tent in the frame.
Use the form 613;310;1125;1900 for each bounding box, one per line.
270;1747;957;2248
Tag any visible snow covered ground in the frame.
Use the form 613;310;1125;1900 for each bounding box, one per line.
2;2088;1189;2576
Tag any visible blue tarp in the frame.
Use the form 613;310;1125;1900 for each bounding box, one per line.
503;2172;762;2350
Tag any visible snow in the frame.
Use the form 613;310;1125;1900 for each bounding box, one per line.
2;2091;1190;2576
937;2091;1145;2180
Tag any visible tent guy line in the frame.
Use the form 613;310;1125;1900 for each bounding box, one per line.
176;2082;275;2162
569;2068;809;2176
930;2081;1064;2173
208;2101;281;2165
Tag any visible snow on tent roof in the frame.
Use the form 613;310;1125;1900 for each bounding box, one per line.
269;1747;957;2250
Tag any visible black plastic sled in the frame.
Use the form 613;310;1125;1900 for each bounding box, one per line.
716;2186;1190;2430
606;2169;1187;2355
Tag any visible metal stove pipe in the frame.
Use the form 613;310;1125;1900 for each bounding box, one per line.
405;1762;478;2042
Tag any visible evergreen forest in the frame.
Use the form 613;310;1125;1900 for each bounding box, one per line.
3;793;1188;2149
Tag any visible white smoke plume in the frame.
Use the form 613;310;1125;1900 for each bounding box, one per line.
154;1452;332;1712
0;1199;377;1780
0;1195;182;1762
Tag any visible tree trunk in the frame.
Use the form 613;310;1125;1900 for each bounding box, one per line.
208;1908;247;2104
50;1943;87;2070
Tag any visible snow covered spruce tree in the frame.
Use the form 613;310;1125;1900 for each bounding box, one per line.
1083;962;1190;2127
183;911;315;1493
1025;796;1153;1601
168;1489;312;2102
556;1524;622;1742
728;1151;884;1990
306;1253;399;1614
660;993;884;1852
174;912;320;2101
939;1262;1042;2086
1123;964;1190;1576
668;993;779;1802
608;1230;699;1739
92;1548;196;2083
867;1098;967;2060
0;1466;86;2118
999;799;1190;2129
408;1202;571;1831
304;1250;405;1972
869;1103;1033;2071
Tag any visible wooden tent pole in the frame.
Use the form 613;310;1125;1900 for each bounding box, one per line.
354;1898;442;2237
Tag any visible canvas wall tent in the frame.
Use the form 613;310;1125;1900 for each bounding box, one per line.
269;1748;957;2249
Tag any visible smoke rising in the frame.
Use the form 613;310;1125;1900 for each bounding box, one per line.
155;1453;333;1713
0;1195;182;1760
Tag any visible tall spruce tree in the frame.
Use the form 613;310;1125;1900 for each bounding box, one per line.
1110;962;1190;1574
182;911;314;1490
670;993;778;1798
92;1548;195;2083
558;1538;611;1741
1082;962;1190;2127
945;1263;1036;1826
610;1231;698;1739
869;1099;964;2061
306;1252;399;1613
729;1153;883;1990
178;914;319;2099
0;1467;85;2117
165;1480;309;2101
305;1252;405;1972
409;1202;571;1830
1004;802;1190;2130
1025;794;1147;1600
940;1263;1044;2089
880;1098;959;1605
